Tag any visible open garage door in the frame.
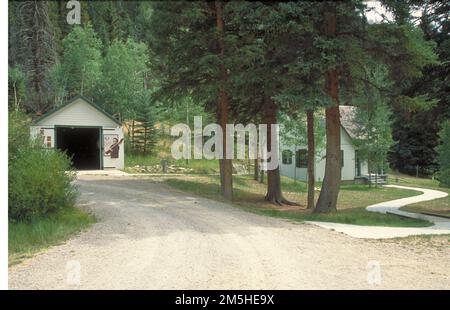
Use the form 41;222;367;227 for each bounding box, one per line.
56;127;101;170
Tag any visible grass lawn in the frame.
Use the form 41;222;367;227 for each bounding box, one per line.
165;174;431;227
402;196;450;217
124;134;222;174
389;172;450;217
125;154;220;174
9;206;95;266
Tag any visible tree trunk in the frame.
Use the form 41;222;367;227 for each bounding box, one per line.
306;109;315;209
263;96;294;205
375;164;379;188
218;96;233;200
259;164;264;184
253;124;259;181
215;1;233;200
254;157;259;181
80;75;84;96
314;6;341;213
131;120;135;143
143;125;148;155
13;83;19;111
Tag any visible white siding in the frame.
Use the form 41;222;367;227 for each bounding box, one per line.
314;149;326;182
359;158;369;176
280;126;365;181
35;98;119;128
103;127;125;169
31;98;125;170
30;127;55;148
279;145;308;181
340;128;357;181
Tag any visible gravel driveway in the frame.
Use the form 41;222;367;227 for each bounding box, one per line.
9;175;450;289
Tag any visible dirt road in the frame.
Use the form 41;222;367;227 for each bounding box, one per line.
9;175;450;289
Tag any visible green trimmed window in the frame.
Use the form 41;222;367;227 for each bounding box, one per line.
296;149;308;168
282;150;293;165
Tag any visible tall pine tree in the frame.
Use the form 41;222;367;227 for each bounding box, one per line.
12;1;57;114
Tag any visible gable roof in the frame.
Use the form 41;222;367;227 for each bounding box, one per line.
33;95;121;126
339;105;358;140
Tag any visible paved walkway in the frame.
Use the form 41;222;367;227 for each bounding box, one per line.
307;185;450;239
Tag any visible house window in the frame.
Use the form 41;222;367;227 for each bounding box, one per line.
296;149;308;168
282;150;293;165
341;150;344;167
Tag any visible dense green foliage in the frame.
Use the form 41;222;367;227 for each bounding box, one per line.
9;1;57;113
8;65;27;111
280;112;326;158
128;93;158;155
354;102;394;174
389;1;450;176
436;121;450;187
8;112;77;221
149;2;234;113
9;1;156;112
8;1;447;214
100;38;149;119
57;24;103;100
9;1;159;155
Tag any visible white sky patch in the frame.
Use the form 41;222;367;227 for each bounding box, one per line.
365;0;395;23
411;8;424;23
365;0;423;24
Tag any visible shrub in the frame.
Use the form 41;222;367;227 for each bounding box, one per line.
8;111;78;221
436;121;450;188
8;111;30;162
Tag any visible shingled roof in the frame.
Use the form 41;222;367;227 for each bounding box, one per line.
339;105;358;139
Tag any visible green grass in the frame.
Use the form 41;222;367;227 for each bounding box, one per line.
389;172;450;217
389;171;442;188
9;207;95;266
249;207;429;226
124;154;220;174
165;175;431;227
401;195;450;217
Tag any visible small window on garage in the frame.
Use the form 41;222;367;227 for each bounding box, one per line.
282;150;293;165
296;149;307;168
341;150;344;167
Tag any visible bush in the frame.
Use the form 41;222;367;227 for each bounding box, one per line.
8;111;30;162
8;111;78;221
436;121;450;188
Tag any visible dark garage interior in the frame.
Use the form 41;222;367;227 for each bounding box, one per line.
56;127;101;170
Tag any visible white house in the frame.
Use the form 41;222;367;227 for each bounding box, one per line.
279;106;368;182
30;95;125;170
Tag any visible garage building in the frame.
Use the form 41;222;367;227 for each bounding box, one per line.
30;96;124;170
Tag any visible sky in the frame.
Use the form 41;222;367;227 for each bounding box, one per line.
365;0;423;23
365;0;395;23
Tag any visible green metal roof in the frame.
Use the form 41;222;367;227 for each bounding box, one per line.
33;95;121;126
